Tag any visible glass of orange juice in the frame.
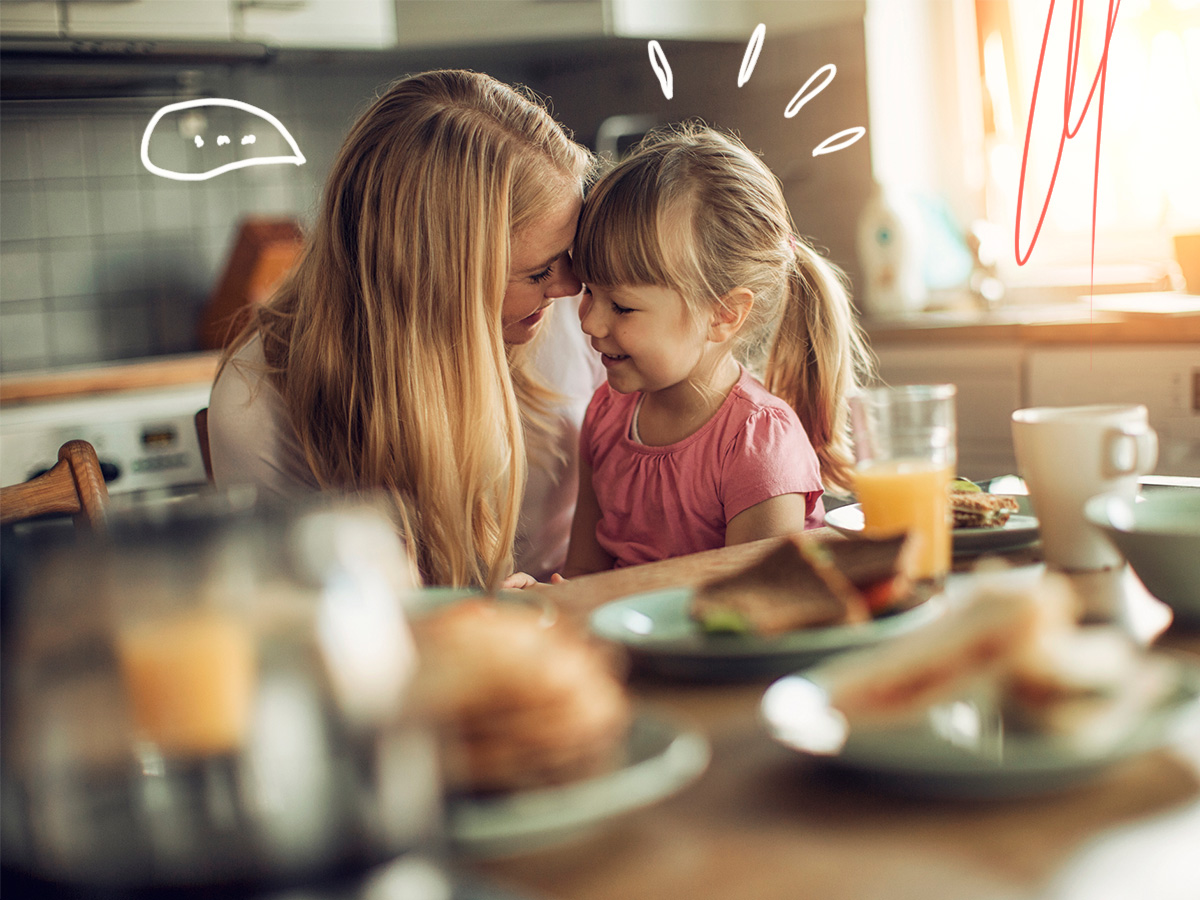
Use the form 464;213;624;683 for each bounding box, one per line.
850;384;957;585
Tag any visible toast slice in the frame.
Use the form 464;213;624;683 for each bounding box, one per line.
950;491;1020;528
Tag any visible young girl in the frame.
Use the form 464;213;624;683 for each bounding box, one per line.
562;123;872;574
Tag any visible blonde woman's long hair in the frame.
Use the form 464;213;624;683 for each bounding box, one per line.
573;122;872;494
223;70;593;587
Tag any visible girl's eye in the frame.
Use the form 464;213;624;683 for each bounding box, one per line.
612;302;633;315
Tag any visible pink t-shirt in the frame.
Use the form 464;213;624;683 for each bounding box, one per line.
581;367;825;568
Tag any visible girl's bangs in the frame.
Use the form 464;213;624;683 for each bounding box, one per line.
574;175;673;288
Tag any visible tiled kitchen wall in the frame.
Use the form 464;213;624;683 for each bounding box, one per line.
0;23;870;374
0;62;401;372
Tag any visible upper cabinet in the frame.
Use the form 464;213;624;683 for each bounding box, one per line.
237;0;396;50
0;1;62;37
392;0;865;48
60;0;233;40
1;0;862;49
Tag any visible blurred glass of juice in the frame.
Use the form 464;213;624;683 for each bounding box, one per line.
851;385;957;584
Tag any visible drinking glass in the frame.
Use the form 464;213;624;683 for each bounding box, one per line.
850;384;957;585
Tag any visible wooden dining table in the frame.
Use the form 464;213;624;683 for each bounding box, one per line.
470;528;1200;900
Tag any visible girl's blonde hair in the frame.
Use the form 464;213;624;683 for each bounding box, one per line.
573;122;872;494
222;69;593;587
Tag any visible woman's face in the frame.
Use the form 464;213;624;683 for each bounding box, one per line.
502;189;584;345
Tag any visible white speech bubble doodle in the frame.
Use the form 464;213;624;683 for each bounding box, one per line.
648;40;674;100
739;24;766;87
141;98;305;181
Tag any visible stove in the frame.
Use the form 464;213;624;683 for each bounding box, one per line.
0;382;213;501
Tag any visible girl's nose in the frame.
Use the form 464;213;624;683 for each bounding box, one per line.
580;292;605;337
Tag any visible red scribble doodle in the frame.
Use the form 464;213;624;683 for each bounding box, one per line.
1014;0;1121;297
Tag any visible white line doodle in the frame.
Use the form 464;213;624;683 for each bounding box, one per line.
812;126;866;156
141;98;305;182
785;64;838;118
241;135;257;145
217;135;231;146
739;23;766;87
194;136;204;148
648;40;674;100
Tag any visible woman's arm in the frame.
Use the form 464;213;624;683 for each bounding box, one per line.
725;493;810;546
562;459;614;577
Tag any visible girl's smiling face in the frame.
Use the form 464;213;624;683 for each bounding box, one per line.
579;283;712;395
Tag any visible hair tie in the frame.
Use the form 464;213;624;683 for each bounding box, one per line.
787;234;800;252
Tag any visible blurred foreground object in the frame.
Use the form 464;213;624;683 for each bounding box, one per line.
1;493;438;892
411;598;632;794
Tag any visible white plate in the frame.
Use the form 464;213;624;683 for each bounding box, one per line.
824;496;1039;555
447;712;709;858
761;654;1200;799
588;586;943;681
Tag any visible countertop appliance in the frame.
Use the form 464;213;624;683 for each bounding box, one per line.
0;381;213;502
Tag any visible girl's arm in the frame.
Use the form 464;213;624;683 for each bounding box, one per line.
562;459;615;577
725;493;810;546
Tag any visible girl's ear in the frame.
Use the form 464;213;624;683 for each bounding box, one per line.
708;287;754;343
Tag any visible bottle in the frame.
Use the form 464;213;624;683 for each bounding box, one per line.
857;182;927;317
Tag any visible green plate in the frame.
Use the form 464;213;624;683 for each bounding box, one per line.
762;652;1200;799
588;587;943;681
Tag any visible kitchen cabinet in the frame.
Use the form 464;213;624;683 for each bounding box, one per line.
0;1;61;36
1026;345;1200;477
237;0;396;50
392;0;865;48
59;0;233;40
872;342;1024;481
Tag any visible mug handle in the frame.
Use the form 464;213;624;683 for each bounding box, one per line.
1103;425;1159;477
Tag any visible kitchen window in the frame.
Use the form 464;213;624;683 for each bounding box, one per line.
865;0;1200;301
980;0;1200;276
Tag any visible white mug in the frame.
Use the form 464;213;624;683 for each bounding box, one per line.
1011;405;1158;571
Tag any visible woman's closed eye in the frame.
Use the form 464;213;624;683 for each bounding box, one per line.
528;265;554;284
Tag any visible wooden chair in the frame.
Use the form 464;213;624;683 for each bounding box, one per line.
195;407;214;483
0;439;109;531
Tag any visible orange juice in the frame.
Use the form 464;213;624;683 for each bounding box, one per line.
116;609;256;757
854;458;952;581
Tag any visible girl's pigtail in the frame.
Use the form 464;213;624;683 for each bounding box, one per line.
765;237;873;496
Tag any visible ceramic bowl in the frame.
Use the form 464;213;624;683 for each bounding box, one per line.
1084;489;1200;624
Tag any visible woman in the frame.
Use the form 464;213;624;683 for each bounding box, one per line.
208;70;603;589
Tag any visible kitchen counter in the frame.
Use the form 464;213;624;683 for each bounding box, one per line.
865;295;1200;345
0;352;221;406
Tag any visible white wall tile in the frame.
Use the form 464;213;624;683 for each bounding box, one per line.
0;186;41;241
44;244;101;299
37;119;88;180
0;124;32;182
87;116;145;178
43;187;97;239
0;308;49;370
0;249;47;302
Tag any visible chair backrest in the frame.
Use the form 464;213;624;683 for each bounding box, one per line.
0;439;109;531
195;407;213;483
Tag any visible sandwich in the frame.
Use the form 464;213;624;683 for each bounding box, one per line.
806;565;1181;752
950;490;1020;529
688;534;913;637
